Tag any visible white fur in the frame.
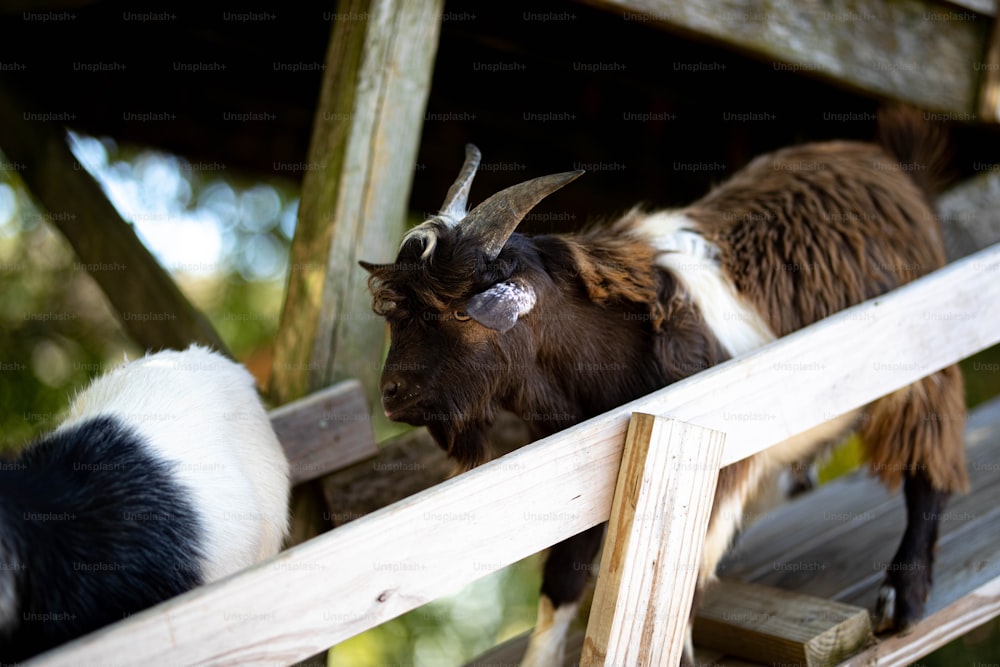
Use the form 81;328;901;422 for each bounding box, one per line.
57;345;290;581
522;595;579;667
633;211;776;357
403;214;464;260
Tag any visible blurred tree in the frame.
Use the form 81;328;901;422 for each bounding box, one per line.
0;136;296;451
0;182;134;451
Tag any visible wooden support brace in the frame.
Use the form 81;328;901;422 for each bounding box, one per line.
581;414;724;667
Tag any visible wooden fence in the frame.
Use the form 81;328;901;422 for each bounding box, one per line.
26;242;1000;665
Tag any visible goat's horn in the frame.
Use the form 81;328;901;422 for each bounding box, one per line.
461;170;584;260
439;144;482;221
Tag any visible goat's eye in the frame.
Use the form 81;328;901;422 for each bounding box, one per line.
454;310;471;322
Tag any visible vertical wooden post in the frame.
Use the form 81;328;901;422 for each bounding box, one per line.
268;0;443;548
271;0;444;408
581;414;724;667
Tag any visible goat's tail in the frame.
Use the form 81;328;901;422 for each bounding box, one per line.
875;104;951;198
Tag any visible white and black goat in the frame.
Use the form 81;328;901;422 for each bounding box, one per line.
361;109;967;666
0;345;290;662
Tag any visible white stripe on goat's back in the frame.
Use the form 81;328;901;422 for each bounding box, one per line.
633;211;775;357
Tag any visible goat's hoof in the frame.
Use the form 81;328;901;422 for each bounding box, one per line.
873;584;896;633
873;578;926;634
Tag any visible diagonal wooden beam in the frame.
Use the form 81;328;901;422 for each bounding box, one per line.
0;83;229;354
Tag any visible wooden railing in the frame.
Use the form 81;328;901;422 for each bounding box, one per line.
28;242;1000;666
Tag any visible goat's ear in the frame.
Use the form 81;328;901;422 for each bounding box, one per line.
359;260;383;274
466;281;536;333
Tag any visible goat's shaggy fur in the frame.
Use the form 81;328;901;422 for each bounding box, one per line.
364;110;966;666
0;346;290;661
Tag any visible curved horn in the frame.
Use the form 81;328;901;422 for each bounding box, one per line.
460;170;584;260
439;144;482;222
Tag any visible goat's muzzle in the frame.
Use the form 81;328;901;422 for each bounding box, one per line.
380;376;415;422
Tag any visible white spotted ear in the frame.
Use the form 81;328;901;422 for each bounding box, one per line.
466;280;536;332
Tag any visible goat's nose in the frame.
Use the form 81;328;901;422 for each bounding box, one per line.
381;378;403;403
380;377;409;419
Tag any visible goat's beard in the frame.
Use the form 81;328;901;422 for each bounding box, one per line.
426;421;491;474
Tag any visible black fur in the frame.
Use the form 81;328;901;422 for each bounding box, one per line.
0;416;204;662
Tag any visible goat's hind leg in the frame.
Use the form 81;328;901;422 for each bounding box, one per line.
873;468;949;632
860;364;968;633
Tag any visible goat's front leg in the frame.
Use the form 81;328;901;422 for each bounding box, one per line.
522;524;605;667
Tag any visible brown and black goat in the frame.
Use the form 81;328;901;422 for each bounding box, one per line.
361;111;967;666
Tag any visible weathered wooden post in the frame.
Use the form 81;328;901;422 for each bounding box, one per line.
269;0;444;545
271;0;444;405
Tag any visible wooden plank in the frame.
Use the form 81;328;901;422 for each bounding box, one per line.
0;84;229;354
582;0;990;115
28;248;1000;666
769;485;1000;609
657;244;1000;467
581;416;724;666
268;379;377;486
718;474;897;582
707;398;1000;666
269;0;443;406
840;577;1000;666
322;410;531;526
819;486;1000;613
726;414;1000;604
728;466;1000;606
721;402;1000;584
938;171;1000;261
266;0;444;552
694;581;872;667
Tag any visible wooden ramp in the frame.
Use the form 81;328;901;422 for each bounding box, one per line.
710;395;1000;666
470;395;1000;667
